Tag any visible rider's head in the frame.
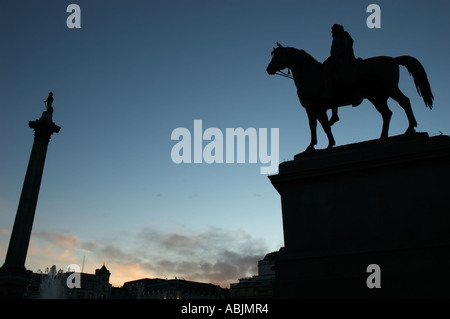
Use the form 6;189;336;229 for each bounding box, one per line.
331;24;344;37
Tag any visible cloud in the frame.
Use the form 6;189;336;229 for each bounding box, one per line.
0;228;11;236
24;227;270;288
82;241;141;265
87;227;268;287
27;232;82;269
162;233;194;249
33;231;80;250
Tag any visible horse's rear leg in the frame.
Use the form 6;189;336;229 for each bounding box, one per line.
317;110;336;149
390;87;417;134
369;97;392;139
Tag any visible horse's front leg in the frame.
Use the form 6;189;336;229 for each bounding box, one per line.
305;109;317;152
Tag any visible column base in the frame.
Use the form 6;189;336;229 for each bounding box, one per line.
0;265;33;299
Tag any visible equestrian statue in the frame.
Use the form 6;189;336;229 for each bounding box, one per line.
266;24;434;152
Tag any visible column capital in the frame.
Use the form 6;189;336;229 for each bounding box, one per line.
29;117;61;136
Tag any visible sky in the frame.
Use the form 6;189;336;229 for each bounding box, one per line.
0;0;449;288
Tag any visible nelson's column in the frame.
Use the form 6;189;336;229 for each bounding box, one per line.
0;93;61;298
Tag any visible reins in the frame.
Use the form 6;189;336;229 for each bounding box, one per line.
275;69;294;80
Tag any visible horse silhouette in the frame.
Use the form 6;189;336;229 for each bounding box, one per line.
266;43;434;151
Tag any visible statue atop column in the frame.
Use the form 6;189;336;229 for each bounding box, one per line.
40;92;54;122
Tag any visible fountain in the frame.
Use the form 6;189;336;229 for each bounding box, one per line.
39;265;66;299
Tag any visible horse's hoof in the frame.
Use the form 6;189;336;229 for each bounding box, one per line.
405;127;416;135
305;145;315;152
329;116;339;126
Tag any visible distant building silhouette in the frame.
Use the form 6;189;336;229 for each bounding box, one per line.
26;264;112;299
121;278;227;299
24;265;230;299
229;248;283;298
68;265;111;299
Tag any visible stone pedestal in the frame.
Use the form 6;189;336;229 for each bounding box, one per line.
269;133;450;298
0;115;60;298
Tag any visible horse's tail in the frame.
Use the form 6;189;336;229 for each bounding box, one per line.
395;56;434;109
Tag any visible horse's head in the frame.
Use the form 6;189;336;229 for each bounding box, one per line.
266;43;291;75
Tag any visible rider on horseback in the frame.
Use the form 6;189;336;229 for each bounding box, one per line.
323;24;356;125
